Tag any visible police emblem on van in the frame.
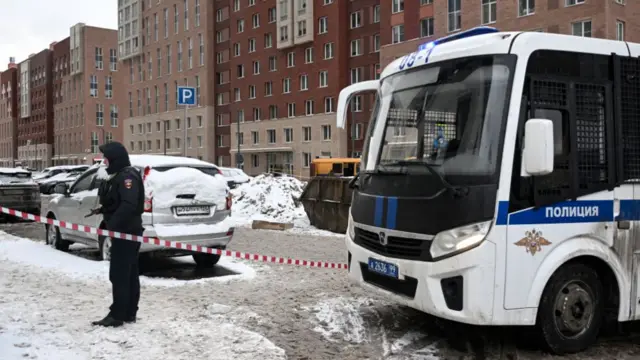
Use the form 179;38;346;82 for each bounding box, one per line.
378;232;388;246
514;230;552;256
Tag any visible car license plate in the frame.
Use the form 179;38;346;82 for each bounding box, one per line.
4;190;23;195
368;258;399;278
174;206;210;216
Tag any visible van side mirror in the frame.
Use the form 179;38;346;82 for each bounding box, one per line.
522;119;554;176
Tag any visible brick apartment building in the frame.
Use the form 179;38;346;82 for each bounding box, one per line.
379;0;636;69
16;48;54;169
218;0;380;177
120;0;217;161
51;24;123;165
0;59;18;167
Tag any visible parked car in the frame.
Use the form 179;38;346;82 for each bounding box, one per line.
38;170;83;194
44;155;233;267
0;167;41;221
33;165;89;181
219;167;251;189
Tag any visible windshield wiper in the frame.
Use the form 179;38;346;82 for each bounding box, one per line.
381;160;469;197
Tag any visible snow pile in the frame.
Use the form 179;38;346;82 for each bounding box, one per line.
144;167;228;209
303;297;376;344
230;174;307;224
0;233;256;287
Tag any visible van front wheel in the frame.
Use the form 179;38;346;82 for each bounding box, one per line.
537;263;604;355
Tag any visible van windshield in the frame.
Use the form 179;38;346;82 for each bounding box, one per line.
366;54;515;185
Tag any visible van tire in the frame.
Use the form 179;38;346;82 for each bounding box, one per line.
537;263;603;354
193;253;221;268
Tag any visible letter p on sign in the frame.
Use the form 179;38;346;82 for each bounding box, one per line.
177;86;196;106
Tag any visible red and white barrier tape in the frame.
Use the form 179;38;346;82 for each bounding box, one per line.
0;207;348;270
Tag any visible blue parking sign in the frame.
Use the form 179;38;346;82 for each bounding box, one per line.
177;86;196;106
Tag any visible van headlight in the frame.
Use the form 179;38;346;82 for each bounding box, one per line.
430;220;491;260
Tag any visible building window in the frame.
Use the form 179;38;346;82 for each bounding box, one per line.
268;7;276;22
287;103;296;117
105;76;113;99
110;105;118;127
253;60;260;74
354;123;363;140
252;131;259;144
351;95;362;112
373;34;381;52
318;17;328;34
252;13;260;28
267;129;276;143
350;68;362;84
323;43;334;59
324;97;334;113
109;49;117;71
300;74;308;90
350;11;361;29
420;18;434;38
392;0;404;13
287;52;295;67
617;20;625;41
319;71;328;87
269;105;277;119
283;78;291;93
302;152;311;168
284;128;293;143
519;0;535;16
269;56;277;71
95;47;103;70
481;0;496;24
177;41;183;71
448;0;461;32
572;20;592;37
265;33;273;48
322;125;331;140
350;39;361;57
265;81;273;96
373;5;380;23
565;0;585;5
90;75;98;97
303;126;311;141
249;85;256;99
96;104;104;126
249;38;256;52
297;20;307;37
392;25;404;44
305;48;313;63
251;154;259;167
305;100;314;115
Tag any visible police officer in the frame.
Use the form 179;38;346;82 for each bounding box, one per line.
90;141;145;327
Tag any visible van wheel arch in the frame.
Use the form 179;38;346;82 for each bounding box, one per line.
536;256;619;354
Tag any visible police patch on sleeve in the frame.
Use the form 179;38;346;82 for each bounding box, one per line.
124;178;133;189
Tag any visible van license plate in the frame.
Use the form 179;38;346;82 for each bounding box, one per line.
175;206;210;216
368;258;399;278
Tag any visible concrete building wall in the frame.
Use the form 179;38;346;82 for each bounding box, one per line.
122;0;217;162
0;63;18;166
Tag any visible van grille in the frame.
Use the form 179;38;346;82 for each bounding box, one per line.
353;227;432;261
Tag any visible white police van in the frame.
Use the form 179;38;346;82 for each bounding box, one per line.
338;27;640;354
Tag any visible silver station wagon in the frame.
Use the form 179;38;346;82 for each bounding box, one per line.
43;155;234;267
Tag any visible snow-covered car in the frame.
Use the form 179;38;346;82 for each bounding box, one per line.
219;167;251;189
44;155;234;267
33;165;89;181
38;170;83;194
0;167;40;221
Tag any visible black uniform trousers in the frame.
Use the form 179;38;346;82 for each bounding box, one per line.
108;236;142;321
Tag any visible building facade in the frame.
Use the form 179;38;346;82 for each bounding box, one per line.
217;0;380;177
121;0;217;161
16;49;53;169
0;59;18;166
379;0;636;69
52;24;123;165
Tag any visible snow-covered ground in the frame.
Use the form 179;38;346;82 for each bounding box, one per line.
228;174;343;237
0;231;285;360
